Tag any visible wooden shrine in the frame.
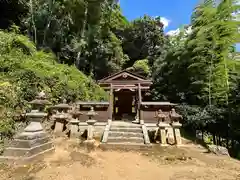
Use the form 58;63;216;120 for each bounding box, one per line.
98;70;152;121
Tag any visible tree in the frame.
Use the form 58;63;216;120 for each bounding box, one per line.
119;15;166;69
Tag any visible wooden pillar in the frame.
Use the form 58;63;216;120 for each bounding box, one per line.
138;83;143;123
108;83;113;121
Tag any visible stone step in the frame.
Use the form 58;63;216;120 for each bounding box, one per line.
3;142;54;157
110;124;142;128
9;136;51;148
110;127;143;133
108;131;143;138
111;122;141;127
107;136;144;143
99;142;151;151
0;147;55;163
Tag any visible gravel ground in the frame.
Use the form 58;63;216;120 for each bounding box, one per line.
0;137;240;180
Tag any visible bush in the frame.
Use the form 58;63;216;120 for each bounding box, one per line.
0;30;107;139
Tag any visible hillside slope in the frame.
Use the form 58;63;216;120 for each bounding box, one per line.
0;30;107;138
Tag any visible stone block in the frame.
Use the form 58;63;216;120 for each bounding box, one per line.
166;127;175;145
3;142;53;157
9;136;51;148
207;145;229;156
54;121;64;133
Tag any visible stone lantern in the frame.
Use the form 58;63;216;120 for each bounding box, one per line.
29;91;51;111
155;109;169;146
0;91;54;162
51;99;72;113
51;99;72;135
170;108;182;123
86;106;98;140
170;108;183;145
69;104;83;138
83;106;98;152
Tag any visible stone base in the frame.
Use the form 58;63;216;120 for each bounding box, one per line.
0;147;55;164
99;142;152;151
83;139;98;152
70;133;80;138
0;130;54;163
160;144;169;147
166;138;175;145
132;120;140;124
175;144;185;147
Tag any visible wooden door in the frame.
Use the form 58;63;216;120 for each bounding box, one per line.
114;90;134;120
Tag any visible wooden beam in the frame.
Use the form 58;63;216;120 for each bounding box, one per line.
99;80;152;85
108;84;113;120
104;86;150;90
138;83;143;121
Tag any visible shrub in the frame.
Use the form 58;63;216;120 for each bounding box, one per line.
0;30;107;139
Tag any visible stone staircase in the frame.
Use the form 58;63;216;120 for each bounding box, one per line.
100;121;151;150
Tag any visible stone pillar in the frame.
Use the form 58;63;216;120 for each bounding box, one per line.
69;119;79;138
102;124;110;143
172;121;182;146
53;112;68;136
86;120;96;140
84;119;97;152
158;122;168;146
166;125;175;145
54;118;65;134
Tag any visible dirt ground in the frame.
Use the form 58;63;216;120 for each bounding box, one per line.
1;138;240;180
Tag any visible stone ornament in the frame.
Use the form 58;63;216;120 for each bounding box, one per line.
83;106;98;152
169;108;183;146
69;104;83;138
0;91;54;162
170;108;182;123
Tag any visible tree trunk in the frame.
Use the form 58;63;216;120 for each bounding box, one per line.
213;133;216;144
218;136;221;146
75;0;88;68
43;0;55;46
30;0;37;44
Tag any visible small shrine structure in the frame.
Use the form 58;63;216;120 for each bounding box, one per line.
98;70;152;121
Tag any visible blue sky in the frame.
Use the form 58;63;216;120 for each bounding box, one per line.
120;0;199;32
120;0;240;51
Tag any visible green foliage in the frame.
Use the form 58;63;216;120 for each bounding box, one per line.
0;30;107;139
152;0;240;156
0;30;106;102
127;59;150;77
120;15;166;68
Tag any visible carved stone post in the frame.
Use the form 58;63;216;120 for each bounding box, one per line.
86;119;96;140
166;125;175;145
83;107;98;152
53;112;68;135
86;106;97;140
51;99;71;136
158;122;169;146
69;119;79;138
170;108;183;146
69;104;82;138
155;109;168;146
172;121;182;146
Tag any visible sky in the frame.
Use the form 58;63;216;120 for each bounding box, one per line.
120;0;199;32
120;0;240;51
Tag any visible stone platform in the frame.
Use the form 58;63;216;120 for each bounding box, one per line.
101;121;151;150
0;131;54;163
